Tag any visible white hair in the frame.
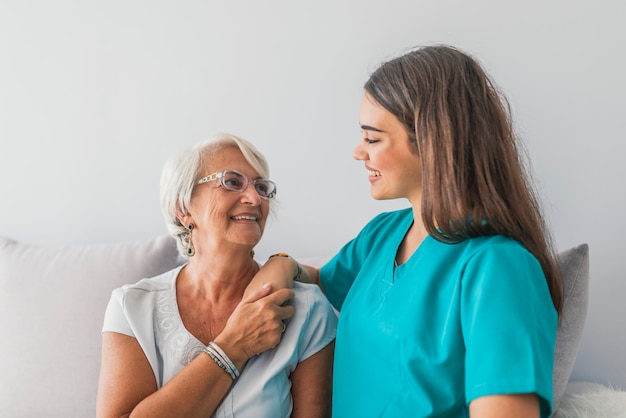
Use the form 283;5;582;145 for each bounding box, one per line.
160;132;272;256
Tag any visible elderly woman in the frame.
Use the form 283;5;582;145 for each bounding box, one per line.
96;133;337;418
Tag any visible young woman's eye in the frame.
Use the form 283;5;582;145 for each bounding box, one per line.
364;138;380;144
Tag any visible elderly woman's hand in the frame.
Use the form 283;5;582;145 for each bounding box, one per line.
213;284;295;369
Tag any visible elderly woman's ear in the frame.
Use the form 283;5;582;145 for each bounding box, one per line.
177;213;192;228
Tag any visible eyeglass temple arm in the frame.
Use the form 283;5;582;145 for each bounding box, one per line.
197;172;220;185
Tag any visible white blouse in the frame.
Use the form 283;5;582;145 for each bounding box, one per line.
102;265;338;417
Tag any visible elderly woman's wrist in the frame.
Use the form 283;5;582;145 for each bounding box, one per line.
203;341;240;380
211;336;250;369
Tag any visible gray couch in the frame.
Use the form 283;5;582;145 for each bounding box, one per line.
0;235;614;417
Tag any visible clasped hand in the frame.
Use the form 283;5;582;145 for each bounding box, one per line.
214;284;295;367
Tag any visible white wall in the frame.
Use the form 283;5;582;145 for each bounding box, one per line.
1;1;624;388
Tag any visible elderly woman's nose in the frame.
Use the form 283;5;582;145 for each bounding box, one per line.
241;183;262;205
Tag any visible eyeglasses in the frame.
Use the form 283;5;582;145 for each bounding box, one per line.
197;169;277;200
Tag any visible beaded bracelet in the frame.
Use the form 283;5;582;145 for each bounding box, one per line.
203;341;240;380
268;253;303;281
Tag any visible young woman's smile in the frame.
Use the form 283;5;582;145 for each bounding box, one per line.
354;92;422;205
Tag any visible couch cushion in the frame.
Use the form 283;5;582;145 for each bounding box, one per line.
0;235;184;418
552;243;590;414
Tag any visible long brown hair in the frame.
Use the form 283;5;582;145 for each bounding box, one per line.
365;45;563;313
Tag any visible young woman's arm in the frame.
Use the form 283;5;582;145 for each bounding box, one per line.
299;264;322;288
470;394;540;418
244;255;323;297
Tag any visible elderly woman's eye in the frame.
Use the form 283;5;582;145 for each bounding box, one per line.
256;185;269;196
223;174;245;190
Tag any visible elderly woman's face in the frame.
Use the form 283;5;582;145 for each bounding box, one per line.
188;147;270;254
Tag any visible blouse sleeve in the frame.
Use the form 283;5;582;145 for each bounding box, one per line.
101;287;134;337
293;282;338;362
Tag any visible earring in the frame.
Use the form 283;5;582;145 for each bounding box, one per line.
186;223;195;257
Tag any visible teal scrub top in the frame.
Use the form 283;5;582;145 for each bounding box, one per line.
320;208;557;418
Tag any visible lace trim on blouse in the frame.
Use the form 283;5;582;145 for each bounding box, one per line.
154;282;205;367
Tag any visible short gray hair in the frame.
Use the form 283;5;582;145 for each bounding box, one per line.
160;132;271;256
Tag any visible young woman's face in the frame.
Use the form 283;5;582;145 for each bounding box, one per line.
187;147;270;254
354;92;422;203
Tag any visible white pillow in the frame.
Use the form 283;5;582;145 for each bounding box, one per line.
553;381;626;418
0;235;184;417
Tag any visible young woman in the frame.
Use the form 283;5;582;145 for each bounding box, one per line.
272;45;563;417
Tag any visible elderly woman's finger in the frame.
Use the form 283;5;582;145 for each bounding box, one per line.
265;288;294;307
241;282;273;304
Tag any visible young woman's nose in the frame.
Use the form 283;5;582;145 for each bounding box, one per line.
353;142;367;161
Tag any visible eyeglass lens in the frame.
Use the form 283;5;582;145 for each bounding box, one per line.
221;170;275;198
